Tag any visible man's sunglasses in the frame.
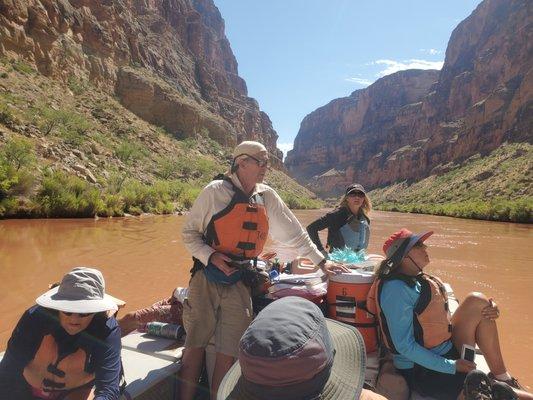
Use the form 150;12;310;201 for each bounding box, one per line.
61;311;94;318
245;154;269;167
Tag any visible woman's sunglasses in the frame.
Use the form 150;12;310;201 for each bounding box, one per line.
61;311;94;318
347;191;365;198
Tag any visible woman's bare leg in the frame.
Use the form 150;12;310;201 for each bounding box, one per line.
452;293;533;399
451;292;506;375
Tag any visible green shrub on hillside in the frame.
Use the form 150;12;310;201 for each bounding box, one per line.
36;171;103;217
0;104;19;127
114;141;147;165
178;186;201;209
12;59;34;75
67;76;88;95
30;105;93;144
377;198;532;223
0;137;37;216
155;156;180;179
1;136;35;170
280;192;323;210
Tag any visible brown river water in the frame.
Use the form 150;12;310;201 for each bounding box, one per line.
1;210;532;387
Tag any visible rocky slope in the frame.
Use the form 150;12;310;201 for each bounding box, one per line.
285;0;532;195
0;60;320;217
0;0;283;164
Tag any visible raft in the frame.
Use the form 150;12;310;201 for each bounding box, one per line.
121;282;487;400
0;283;490;400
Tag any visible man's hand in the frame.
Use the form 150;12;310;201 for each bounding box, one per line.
319;260;350;276
209;252;238;276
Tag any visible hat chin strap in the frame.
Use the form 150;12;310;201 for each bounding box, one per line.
407;255;423;273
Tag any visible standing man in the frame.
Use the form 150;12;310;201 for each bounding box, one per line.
179;141;348;400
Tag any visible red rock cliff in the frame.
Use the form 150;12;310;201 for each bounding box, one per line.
285;0;532;193
0;0;283;163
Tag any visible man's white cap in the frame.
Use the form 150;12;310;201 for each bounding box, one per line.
232;141;267;160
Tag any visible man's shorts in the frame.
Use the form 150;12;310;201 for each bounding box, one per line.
182;270;253;358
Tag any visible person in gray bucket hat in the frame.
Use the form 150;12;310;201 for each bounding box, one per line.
218;296;386;400
0;267;123;400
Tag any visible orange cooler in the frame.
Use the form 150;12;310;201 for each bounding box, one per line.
327;270;378;353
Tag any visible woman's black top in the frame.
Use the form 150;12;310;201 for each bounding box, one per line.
307;207;370;253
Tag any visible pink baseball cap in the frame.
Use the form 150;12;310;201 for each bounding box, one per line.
383;228;433;263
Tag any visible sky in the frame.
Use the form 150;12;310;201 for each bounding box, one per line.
214;0;482;157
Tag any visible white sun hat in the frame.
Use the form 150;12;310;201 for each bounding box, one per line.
36;267;120;314
232;141;267;160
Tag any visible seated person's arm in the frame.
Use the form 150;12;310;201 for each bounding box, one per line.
93;321;122;400
380;280;456;374
0;308;42;393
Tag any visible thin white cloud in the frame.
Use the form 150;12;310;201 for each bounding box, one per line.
419;48;442;55
373;59;444;77
345;77;373;86
277;142;293;159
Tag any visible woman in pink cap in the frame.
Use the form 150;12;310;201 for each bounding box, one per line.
366;229;532;400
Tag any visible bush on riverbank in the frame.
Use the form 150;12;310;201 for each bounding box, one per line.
0;135;322;218
377;198;532;223
371;143;533;223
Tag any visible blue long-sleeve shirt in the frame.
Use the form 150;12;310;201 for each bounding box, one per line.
0;305;122;400
380;279;456;374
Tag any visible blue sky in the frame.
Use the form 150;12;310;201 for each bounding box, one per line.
214;0;481;157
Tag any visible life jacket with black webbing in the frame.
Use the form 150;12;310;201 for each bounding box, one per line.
366;272;452;354
190;176;269;284
23;333;95;394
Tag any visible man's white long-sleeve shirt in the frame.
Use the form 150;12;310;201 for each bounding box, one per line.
182;174;324;266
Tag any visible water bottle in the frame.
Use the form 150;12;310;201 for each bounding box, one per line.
145;322;184;339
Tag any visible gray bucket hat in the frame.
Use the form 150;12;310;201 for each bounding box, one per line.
36;267;120;313
218;296;366;400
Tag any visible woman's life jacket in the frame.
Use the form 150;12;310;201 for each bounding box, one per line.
366;273;452;353
23;334;94;392
307;207;370;253
192;176;269;284
0;306;122;398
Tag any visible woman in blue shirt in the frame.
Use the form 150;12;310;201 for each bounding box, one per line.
307;183;371;255
0;267;122;400
368;229;531;400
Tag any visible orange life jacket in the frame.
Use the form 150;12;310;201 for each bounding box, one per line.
203;177;269;260
22;334;94;393
366;273;452;354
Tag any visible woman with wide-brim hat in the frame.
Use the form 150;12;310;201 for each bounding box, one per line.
366;229;532;400
217;296;386;400
307;183;372;256
0;267;123;400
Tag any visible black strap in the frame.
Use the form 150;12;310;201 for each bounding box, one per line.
190;258;205;277
242;221;257;230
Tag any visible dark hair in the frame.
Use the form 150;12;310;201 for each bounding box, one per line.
375;258;394;278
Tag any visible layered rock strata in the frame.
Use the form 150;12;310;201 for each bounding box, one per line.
0;0;283;164
285;0;532;193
